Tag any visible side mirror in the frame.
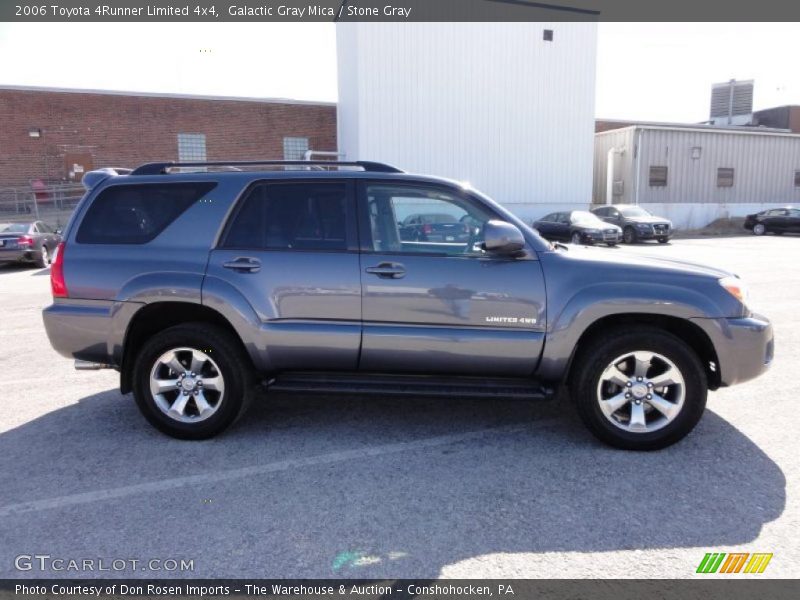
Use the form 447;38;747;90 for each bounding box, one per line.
483;220;525;255
55;228;62;235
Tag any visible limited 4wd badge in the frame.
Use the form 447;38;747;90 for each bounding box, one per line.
485;316;537;325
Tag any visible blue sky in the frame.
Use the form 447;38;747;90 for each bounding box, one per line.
0;22;798;122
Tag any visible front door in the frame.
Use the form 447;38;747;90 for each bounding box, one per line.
206;180;361;371
357;181;546;376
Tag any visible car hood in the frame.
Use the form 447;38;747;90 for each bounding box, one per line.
625;215;671;224
558;246;733;279
576;222;621;231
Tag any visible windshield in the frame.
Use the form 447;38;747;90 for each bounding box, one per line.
571;211;604;226
618;206;652;218
0;223;30;233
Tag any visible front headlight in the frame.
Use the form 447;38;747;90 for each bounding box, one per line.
719;275;749;306
584;229;600;234
636;223;652;230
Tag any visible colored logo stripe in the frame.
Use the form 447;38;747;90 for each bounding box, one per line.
719;553;749;573
696;552;773;574
744;553;773;574
697;553;726;573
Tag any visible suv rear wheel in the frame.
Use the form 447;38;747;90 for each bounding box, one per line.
132;323;255;439
571;327;707;450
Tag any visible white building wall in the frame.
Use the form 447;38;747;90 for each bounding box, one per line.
336;22;597;223
593;127;637;205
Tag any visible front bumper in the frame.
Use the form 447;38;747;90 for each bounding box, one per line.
636;227;672;240
691;314;774;387
584;232;621;244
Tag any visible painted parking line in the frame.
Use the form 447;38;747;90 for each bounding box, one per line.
0;419;557;518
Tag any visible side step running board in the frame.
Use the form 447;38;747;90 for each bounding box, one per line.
266;372;555;401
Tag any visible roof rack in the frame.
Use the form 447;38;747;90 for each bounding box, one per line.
130;160;403;176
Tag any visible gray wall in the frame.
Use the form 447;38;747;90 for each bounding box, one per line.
634;127;800;205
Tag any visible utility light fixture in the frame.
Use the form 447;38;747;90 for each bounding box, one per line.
28;128;41;138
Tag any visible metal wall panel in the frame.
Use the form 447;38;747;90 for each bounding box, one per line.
337;23;597;207
635;127;800;205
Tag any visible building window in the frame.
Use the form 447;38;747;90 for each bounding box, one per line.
795;170;800;187
543;29;554;42
283;137;309;160
649;166;668;187
717;167;735;187
177;133;207;162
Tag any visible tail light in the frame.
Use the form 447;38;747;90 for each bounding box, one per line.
422;224;432;234
51;242;68;298
17;235;34;247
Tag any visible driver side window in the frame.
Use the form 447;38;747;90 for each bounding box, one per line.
365;184;493;256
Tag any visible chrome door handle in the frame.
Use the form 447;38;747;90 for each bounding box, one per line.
223;257;261;273
365;262;406;278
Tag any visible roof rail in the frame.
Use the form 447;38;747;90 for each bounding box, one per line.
129;160;403;176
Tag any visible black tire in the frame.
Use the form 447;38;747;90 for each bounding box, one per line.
570;327;707;451
606;242;617;247
571;231;583;245
132;323;255;440
753;223;767;236
35;245;51;268
623;226;637;244
658;238;669;244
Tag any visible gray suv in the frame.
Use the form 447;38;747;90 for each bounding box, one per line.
43;161;774;450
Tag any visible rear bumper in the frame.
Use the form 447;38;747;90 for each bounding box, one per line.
691;314;774;387
42;300;117;365
0;248;34;262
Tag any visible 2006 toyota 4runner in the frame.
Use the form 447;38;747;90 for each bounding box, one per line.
43;161;774;450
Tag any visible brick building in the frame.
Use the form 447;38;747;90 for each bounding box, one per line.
0;85;337;189
753;105;800;133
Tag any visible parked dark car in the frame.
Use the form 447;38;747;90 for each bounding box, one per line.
42;160;773;451
532;211;621;246
0;221;62;268
591;204;673;244
398;212;472;243
744;207;800;235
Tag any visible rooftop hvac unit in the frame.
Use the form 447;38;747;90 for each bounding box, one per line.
709;79;754;124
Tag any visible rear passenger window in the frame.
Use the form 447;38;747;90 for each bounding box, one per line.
222;182;348;251
76;183;215;244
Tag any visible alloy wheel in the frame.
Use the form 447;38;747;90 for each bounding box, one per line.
596;350;685;433
149;347;225;423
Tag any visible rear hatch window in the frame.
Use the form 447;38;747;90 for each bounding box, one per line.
76;182;216;244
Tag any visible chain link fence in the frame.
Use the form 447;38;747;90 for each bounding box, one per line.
0;183;84;228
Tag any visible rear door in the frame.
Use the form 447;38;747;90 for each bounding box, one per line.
357;180;546;376
205;179;361;371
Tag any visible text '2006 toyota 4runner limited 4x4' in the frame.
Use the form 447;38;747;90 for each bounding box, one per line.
43;161;774;450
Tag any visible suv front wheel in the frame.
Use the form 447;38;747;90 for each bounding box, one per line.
132;323;255;439
571;327;707;450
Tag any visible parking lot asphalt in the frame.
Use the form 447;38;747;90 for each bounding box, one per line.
0;235;797;579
